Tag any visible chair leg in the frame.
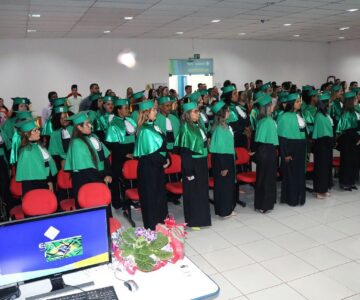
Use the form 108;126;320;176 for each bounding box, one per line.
236;182;246;207
122;199;136;227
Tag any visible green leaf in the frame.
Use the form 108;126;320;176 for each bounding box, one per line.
121;248;133;257
153;249;173;260
135;256;155;272
122;228;137;244
149;233;168;250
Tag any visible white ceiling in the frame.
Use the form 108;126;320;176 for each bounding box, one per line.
0;0;359;42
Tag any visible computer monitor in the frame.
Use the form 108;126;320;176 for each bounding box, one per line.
0;206;111;291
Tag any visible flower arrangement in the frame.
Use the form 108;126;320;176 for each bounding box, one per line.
113;227;174;273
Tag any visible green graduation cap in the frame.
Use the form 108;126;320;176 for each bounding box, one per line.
183;102;198;112
207;88;213;94
199;89;208;96
285;93;300;102
211;101;225;114
90;93;103;102
133;90;145;101
12;97;31;105
260;82;271;92
278;91;288;101
15;110;33;120
254;94;272;106
332;85;341;92
51;97;67;107
170;96;177;102
318;93;330;101
254;91;265;100
158;96;172;105
65;112;89;125
15;118;37;132
302;85;312;92
114;98;129;107
221;85;235;94
138;100;154;111
102;96;115;103
344;91;356;100
308;89;319;97
189;91;201;103
54;106;69;114
352;87;360;94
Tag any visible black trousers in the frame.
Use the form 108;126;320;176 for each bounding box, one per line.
0;156;12;217
313;137;333;193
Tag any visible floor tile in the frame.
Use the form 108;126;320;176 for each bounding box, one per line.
238;239;289;262
210;273;243;300
327;219;360;236
289;273;355;300
222;264;282;295
295;245;350;270
327;236;360;260
302;224;346;244
324;262;360;293
189;254;218;276
303;207;346;224
186;231;233;254
261;254;317;282
249;219;293;239
271;231;319;253
220;226;264;246
278;214;319;231
211;217;245;233
246;284;306;300
202;246;254;272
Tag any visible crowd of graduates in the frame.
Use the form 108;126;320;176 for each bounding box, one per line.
0;78;359;230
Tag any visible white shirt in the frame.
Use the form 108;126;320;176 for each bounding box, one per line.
165;118;173;131
297;114;306;128
61;128;71;139
38;144;50;161
67;95;82;114
89;136;101;151
124;119;136;134
236;106;247;119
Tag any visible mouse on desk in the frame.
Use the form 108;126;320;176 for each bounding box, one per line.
123;280;138;292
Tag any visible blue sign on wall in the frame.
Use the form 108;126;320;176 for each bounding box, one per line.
169;59;214;75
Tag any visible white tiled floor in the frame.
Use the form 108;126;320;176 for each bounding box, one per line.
113;181;360;299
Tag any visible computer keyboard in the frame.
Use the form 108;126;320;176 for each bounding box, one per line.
48;286;119;300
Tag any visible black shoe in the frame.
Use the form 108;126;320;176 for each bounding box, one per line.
351;185;358;190
340;185;352;191
237;200;246;207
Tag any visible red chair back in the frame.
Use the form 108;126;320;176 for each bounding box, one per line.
164;154;181;175
235;147;250;165
22;189;58;217
10;177;22;198
207;153;212;169
78;183;111;208
122;159;138;180
57;169;72;189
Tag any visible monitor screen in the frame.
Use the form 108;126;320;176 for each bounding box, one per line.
0;207;110;287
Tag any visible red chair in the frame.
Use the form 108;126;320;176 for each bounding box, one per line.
332;157;340;168
22;189;58;217
78;183;121;233
57;169;76;211
164;153;183;195
306;162;314;173
208;154;214;188
9;177;24;220
10;177;22;198
235;147;257;185
122;159;140;227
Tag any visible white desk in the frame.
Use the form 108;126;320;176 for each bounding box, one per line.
18;257;219;300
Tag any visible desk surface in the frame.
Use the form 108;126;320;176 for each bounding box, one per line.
18;257;219;300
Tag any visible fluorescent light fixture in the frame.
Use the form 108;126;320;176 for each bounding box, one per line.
103;30;111;34
211;19;221;23
338;36;345;39
27;29;36;33
347;8;358;12
293;34;300;37
124;16;133;20
339;27;350;30
29;14;41;18
176;31;184;35
238;32;246;35
283;23;292;26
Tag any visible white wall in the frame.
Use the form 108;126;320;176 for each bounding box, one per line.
0;38;329;115
329;40;360;83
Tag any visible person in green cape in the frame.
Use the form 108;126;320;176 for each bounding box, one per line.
273;91;288;121
330;84;344;135
302;89;318;136
15;119;57;196
0;126;12;219
98;95;115;134
48;106;73;170
209;101;236;218
134;99;170;230
154;96;180;152
312;93;334;198
277;93;307;206
41;97;68;141
198;90;212;131
64;112;112;206
336;91;360;191
252;94;279;213
130;90;146;123
87;93;105;141
174;102;211;229
105;98;137;209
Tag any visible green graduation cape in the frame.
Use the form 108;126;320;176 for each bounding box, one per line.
210;124;235;154
9;130;21;164
273;109;284;121
277;112;306;140
250;107;259;130
16;143;57;181
155;113;180;150
64;134;110;171
105;116;136;144
98;113;114;132
330;99;343;122
312;112;333;139
0;127;10;166
302;104;317;134
255;117;279;145
48;125;74;159
2;117;16;144
130;110;139;123
41;117;53;136
174;122;207;158
133;122;165;157
336;111;358;134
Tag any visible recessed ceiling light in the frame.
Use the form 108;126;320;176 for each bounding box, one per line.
347;8;358;12
27;29;36;33
211;19;221;23
339;26;350;30
283;23;292;26
104;30;111;34
29;14;41;18
176;31;184;35
124;16;133;20
238;32;246;35
293;34;300;37
338;36;345;39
